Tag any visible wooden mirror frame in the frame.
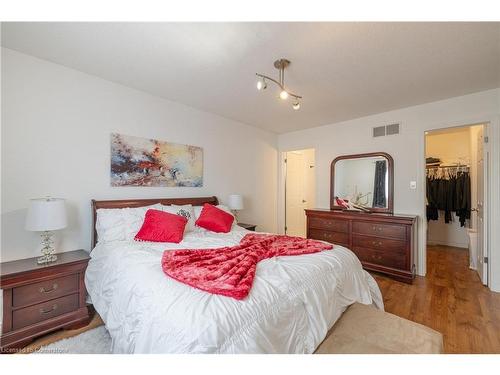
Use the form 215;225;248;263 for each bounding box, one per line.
330;152;394;213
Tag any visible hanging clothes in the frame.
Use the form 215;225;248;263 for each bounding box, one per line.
455;171;471;227
426;173;439;221
426;167;470;227
372;160;387;208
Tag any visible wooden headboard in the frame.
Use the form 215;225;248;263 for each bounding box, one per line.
91;196;219;248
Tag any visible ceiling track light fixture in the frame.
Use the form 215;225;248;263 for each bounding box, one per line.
256;58;302;110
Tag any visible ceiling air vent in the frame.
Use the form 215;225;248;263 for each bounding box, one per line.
373;123;400;138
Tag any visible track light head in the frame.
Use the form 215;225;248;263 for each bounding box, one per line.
292;101;301;110
256;78;267;91
279;90;289;100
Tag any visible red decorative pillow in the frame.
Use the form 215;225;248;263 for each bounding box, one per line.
135;209;187;243
195;203;234;233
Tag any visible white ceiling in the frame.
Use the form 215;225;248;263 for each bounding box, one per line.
2;22;499;134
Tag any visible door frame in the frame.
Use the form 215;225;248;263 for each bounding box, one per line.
278;148;316;235
422;119;495;288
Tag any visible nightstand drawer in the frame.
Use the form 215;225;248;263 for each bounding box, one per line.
12;293;79;330
12;274;79;308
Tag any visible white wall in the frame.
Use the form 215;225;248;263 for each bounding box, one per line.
278;88;500;292
425;128;472;248
1;48;278;262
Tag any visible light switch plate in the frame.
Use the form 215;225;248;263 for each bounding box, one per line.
410;181;417;189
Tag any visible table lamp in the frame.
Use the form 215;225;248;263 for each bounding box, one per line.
228;194;244;221
25;197;67;264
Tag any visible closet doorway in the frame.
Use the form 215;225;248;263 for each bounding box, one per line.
284;149;315;237
425;123;488;285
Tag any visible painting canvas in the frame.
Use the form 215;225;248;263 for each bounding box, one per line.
110;133;203;187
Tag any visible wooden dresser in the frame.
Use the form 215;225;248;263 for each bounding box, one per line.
0;250;91;351
305;209;417;283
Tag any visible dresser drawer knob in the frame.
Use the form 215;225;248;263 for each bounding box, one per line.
371;241;383;247
39;283;58;294
372;226;383;232
39;304;58;315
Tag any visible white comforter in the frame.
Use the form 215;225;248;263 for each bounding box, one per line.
85;227;383;353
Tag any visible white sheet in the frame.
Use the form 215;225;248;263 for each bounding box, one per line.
85;227;383;353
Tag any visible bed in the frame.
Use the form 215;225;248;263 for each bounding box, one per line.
85;197;383;353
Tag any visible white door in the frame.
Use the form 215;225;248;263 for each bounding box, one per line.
285;152;308;237
476;126;488;285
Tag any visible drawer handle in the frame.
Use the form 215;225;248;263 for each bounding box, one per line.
372;226;383;232
39;304;58;315
39;283;58;294
371;241;383;247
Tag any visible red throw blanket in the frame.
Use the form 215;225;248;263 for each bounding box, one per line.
161;233;333;300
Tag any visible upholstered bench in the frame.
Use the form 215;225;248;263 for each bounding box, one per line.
315;303;444;354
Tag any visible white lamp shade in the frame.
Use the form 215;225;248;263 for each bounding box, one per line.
25;198;68;231
228;194;244;210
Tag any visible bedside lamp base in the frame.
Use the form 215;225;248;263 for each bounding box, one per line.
231;210;239;222
37;254;58;265
37;231;58;265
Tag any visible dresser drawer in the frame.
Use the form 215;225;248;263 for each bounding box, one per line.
351;246;407;269
12;293;79;330
12;274;79;308
308;217;349;233
352;235;406;253
352;221;406;240
305;210;416;283
309;229;349;246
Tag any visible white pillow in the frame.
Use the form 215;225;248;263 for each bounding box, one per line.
96;208;126;243
163;204;196;232
122;204;164;240
96;203;164;243
194;205;203;220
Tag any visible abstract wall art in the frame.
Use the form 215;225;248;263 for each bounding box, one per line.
110;133;203;187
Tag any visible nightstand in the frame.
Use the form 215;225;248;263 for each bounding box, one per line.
0;250;91;351
238;223;257;231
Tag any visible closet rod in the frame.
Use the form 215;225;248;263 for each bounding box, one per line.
425;165;470;169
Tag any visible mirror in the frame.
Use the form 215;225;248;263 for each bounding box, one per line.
330;152;394;213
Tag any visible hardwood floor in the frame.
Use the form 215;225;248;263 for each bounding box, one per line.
372;244;500;353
